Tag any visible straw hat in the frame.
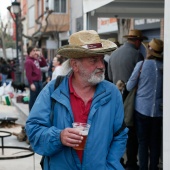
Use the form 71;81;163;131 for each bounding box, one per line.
147;38;163;58
107;38;121;47
57;30;117;58
123;29;147;40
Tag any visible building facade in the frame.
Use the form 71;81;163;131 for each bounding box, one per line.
20;0;70;59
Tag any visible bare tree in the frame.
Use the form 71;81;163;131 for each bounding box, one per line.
22;8;53;46
0;16;8;61
6;6;53;83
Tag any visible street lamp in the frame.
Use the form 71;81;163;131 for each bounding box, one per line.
12;1;20;64
11;1;20;14
7;0;21;83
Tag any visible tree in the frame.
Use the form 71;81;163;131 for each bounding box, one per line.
7;7;53;83
4;33;16;48
22;8;53;46
0;18;8;61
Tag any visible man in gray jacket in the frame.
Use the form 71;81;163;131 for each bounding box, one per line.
108;29;147;170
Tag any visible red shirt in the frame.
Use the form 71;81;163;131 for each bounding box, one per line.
25;56;42;84
38;56;47;67
69;75;92;162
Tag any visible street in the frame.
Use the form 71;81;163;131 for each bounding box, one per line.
0;97;42;170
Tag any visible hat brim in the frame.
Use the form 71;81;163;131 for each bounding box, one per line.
123;35;148;40
57;40;117;58
142;42;163;58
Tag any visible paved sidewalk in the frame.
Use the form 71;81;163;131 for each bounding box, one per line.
0;97;42;170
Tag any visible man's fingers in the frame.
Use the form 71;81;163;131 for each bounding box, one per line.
64;137;82;147
67;136;83;144
67;128;81;135
60;128;83;147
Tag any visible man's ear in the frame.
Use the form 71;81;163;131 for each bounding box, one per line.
70;59;79;72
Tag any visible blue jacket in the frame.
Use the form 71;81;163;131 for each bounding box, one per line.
126;60;163;117
26;75;128;170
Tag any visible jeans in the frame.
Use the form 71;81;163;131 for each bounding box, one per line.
2;74;8;85
135;110;162;170
29;81;42;111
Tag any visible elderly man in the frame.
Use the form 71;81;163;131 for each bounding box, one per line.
25;30;128;170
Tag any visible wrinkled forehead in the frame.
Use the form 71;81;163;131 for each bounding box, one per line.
77;55;105;60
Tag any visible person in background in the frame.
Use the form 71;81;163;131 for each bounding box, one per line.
108;29;147;170
51;54;65;80
0;58;11;85
116;80;125;95
36;48;48;82
24;46;42;111
48;59;54;79
104;38;121;82
25;30;128;170
9;59;16;81
126;38;163;170
42;76;51;88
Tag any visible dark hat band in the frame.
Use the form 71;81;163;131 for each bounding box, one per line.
82;43;102;49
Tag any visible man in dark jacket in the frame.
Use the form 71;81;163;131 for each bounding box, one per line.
108;29;147;170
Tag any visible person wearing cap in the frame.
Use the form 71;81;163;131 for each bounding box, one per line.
25;30;128;170
108;29;147;84
126;38;163;170
108;29;147;169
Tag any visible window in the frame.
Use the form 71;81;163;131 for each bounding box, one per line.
54;0;66;13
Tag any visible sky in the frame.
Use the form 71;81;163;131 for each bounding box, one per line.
0;0;13;18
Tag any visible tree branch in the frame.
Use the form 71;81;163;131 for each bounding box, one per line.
22;9;53;46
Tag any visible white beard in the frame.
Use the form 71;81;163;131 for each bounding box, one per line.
88;69;105;85
79;66;105;85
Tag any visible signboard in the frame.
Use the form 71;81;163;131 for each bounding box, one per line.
98;18;118;33
135;19;160;26
46;40;58;49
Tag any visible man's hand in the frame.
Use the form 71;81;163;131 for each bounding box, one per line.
30;83;36;91
60;128;83;148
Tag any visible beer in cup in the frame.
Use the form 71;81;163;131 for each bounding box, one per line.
72;122;90;150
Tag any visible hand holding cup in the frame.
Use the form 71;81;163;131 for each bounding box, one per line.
60;128;83;148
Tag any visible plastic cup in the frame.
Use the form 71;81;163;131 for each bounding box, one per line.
72;122;90;150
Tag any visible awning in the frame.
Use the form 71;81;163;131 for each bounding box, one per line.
83;0;113;13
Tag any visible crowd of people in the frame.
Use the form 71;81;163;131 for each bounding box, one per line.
23;29;163;170
24;46;66;111
0;58;16;85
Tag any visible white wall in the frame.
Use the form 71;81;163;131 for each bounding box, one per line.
70;0;83;33
163;0;170;169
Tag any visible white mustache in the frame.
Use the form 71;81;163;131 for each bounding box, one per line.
94;68;105;73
